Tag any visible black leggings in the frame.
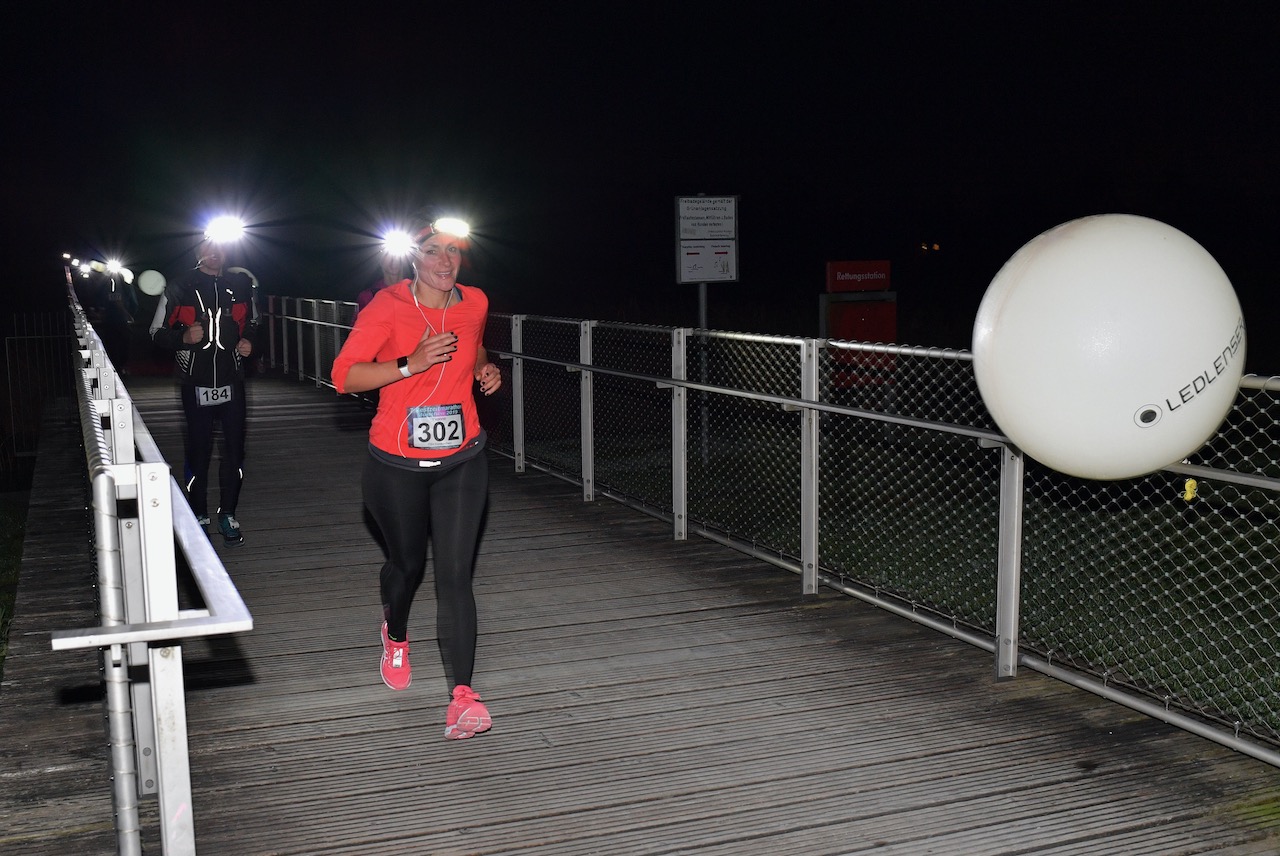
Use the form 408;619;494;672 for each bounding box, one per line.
180;382;247;516
363;451;489;689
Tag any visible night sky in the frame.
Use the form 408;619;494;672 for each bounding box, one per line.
5;4;1279;368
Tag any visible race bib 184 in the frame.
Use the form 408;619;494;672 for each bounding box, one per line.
408;403;464;450
196;385;233;407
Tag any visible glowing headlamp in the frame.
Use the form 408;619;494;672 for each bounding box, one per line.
78;258;135;284
385;217;471;257
104;259;134;284
204;215;246;244
382;229;415;257
427;217;470;239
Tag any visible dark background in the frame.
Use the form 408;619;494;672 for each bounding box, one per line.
4;4;1278;368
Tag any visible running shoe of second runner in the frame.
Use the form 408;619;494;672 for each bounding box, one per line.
217;513;245;547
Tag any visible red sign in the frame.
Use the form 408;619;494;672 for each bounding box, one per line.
827;300;898;388
826;260;891;293
827;300;897;344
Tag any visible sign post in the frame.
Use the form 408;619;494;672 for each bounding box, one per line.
676;195;738;329
677;195;737;466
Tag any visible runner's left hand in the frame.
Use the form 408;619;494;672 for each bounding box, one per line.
475;362;501;396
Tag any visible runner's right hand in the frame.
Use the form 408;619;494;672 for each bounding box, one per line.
406;330;458;374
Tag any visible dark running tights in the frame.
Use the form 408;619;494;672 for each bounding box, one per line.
363;451;488;689
180;382;247;516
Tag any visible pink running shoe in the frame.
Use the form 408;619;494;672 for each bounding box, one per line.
380;622;411;691
445;685;492;740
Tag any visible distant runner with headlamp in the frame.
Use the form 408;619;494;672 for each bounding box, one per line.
332;216;502;740
150;218;260;547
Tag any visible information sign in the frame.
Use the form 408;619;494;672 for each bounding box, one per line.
676;196;738;283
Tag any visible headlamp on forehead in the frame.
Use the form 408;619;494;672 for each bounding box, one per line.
204;215;246;244
415;217;471;243
430;217;470;238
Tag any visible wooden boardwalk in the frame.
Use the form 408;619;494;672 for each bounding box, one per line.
5;372;1280;855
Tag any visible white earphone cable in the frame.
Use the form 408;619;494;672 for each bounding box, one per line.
395;283;454;456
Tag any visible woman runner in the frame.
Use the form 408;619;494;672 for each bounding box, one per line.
332;217;502;739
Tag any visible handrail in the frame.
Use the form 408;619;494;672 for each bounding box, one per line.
50;380;253;650
52;280;254;855
493;349;1008;443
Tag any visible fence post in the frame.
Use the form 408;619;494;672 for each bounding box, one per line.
512;315;525;473
93;468;145;856
266;294;276;368
994;441;1025;680
118;462;161;799
672;328;688;541
99;398;167;799
301;299;314;385
295;300;306;382
135;459;197;853
328;300;342;386
281;297;292;377
312;300;323;388
580;320;595;502
800;339;820;595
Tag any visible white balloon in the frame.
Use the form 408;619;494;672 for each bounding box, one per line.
137;269;166;296
973;214;1245;480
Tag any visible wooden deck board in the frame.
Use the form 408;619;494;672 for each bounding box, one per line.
4;374;1280;855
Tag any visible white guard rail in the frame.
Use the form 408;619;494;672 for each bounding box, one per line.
50;287;253;856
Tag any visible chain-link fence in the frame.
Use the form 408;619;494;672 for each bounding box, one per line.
3;313;76;476
268;300;1280;766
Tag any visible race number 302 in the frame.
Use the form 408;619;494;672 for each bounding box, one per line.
408;403;464;450
196;385;233;407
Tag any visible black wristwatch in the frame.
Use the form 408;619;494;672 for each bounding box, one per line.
396;356;412;378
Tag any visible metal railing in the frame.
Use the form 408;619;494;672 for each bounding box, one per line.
266;296;353;392
267;297;1280;769
53;283;254;855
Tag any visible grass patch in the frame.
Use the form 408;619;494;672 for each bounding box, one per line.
1229;789;1280;830
0;490;29;683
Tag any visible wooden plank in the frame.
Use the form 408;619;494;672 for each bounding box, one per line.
4;374;1280;855
0;400;161;854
